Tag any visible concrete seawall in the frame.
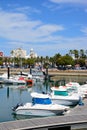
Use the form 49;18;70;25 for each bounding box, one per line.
0;68;87;76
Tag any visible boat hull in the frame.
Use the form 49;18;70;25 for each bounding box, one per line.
13;103;68;116
51;95;80;106
14;109;65;116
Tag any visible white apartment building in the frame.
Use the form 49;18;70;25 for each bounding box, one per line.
11;48;37;58
11;48;26;58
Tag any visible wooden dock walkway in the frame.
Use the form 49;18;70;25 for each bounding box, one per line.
0;99;87;130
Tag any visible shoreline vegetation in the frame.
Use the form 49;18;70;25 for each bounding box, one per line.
0;68;87;76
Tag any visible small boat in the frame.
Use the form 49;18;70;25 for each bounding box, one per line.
66;82;80;88
12;92;69;116
78;84;87;98
0;73;26;85
30;68;45;81
3;76;26;85
66;81;80;91
66;82;86;98
19;68;45;82
50;86;80;106
0;72;34;86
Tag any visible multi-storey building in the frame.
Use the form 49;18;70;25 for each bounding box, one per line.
11;48;26;58
10;48;37;58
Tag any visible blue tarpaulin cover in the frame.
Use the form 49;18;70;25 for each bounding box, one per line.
32;97;52;105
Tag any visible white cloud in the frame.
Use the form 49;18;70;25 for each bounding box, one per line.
15;6;41;14
81;27;87;35
1;35;87;57
35;24;64;37
31;36;87;56
49;0;87;5
0;9;64;42
0;7;87;56
42;2;62;11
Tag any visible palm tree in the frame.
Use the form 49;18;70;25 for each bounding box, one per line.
79;49;85;58
69;50;74;56
73;50;79;59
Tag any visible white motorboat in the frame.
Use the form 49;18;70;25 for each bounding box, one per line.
78;84;87;98
3;75;26;85
66;82;80;88
50;86;80;106
0;73;26;85
12;92;69;116
65;81;80;93
0;73;34;86
29;68;45;82
19;68;45;82
66;82;86;98
0;73;9;81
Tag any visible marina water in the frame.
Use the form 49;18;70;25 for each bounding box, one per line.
0;76;86;123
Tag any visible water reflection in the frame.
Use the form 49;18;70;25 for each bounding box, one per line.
51;75;87;85
7;87;9;98
12;113;57;120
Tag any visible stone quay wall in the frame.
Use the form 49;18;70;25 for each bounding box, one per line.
0;68;87;76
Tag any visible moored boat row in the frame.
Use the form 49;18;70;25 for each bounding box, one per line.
12;81;86;117
0;69;86;118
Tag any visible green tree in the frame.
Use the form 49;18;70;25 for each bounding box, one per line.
56;55;74;66
74;58;85;67
0;57;3;65
26;58;36;67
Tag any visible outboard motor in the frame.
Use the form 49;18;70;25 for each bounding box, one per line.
12;103;23;111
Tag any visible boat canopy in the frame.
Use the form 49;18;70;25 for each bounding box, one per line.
32;97;52;105
31;92;49;98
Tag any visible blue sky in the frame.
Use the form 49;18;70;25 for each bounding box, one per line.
0;0;87;57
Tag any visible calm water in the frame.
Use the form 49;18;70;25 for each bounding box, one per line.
0;81;51;122
0;76;86;123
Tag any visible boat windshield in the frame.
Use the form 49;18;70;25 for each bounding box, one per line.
54;90;68;96
32;97;52;105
